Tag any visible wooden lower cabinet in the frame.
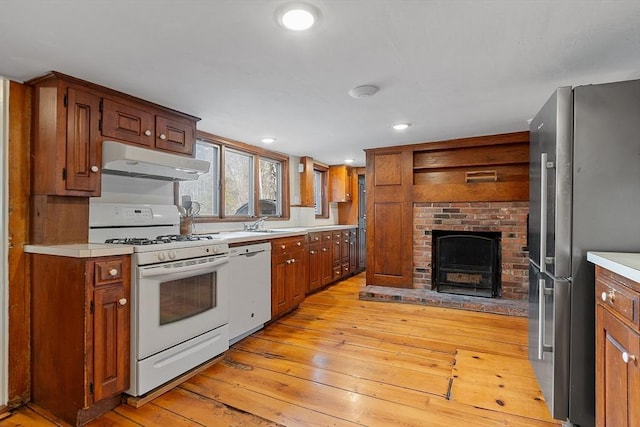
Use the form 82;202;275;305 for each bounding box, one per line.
31;254;130;426
321;232;333;286
271;236;307;319
595;266;640;426
308;233;322;293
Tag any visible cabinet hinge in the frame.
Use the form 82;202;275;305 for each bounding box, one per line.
98;119;102;132
63;94;68;107
90;301;94;315
89;382;94;395
62;168;67;181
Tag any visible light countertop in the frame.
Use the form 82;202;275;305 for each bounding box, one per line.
587;252;640;283
24;243;134;258
209;225;357;245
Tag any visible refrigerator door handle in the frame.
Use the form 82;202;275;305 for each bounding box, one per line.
539;152;548;274
538;277;554;359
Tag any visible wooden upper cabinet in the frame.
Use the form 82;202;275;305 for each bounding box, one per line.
29;72;200;197
31;75;102;196
102;99;196;155
329;165;353;202
65;87;102;194
155;114;195;155
101;98;154;147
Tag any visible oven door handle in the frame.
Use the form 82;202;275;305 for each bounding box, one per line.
139;256;229;278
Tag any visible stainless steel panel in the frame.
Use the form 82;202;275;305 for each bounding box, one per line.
529;268;570;421
567;79;640;427
552;88;574;279
528;86;572;275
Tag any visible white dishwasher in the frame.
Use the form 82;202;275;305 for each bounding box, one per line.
228;242;272;344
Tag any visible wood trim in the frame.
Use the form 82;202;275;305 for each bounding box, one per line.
363;130;529;154
7;81;31;406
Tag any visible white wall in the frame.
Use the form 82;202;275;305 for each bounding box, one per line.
1;78;8;406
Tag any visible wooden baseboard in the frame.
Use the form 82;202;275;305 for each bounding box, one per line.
125;353;226;408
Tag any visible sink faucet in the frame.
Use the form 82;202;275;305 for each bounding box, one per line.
244;217;268;231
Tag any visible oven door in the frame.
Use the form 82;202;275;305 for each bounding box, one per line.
136;254;229;359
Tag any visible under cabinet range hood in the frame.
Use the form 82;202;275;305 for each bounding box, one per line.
101;140;210;181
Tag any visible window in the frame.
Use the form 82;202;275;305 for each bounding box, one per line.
259;158;282;216
313;165;328;218
179;141;220;216
224;149;253;216
178;131;289;221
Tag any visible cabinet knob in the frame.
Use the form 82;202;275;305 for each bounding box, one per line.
291;259;296;263
90;165;99;173
310;250;316;254
159;133;167;140
296;242;302;246
144;130;152;136
622;352;636;364
281;245;286;250
118;298;127;306
336;241;340;245
322;248;328;252
601;291;615;303
109;268;118;276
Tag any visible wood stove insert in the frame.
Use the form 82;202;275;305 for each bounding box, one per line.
432;230;501;298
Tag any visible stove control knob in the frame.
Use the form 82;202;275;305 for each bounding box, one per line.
158;252;166;261
168;251;177;260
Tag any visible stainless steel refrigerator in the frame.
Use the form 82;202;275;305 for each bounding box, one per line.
528;79;640;427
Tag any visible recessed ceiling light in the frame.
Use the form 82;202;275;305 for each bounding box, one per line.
261;137;276;144
344;159;354;164
276;2;319;31
392;123;411;131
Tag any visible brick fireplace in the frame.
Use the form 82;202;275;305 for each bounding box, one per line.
414;201;529;299
360;131;530;316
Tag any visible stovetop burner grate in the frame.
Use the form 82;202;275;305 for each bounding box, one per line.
156;234;217;242
105;235;218;246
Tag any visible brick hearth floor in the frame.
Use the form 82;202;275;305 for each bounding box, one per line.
359;285;528;317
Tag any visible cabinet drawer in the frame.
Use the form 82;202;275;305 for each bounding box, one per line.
309;232;322;243
596;267;640;330
272;236;306;255
95;259;125;285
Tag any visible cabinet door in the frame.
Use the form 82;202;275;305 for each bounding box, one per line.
308;243;322;293
329;165;352;202
596;305;640;427
332;233;342;264
321;239;333;286
155;114;195;155
102;98;154;147
290;249;307;306
349;231;357;273
92;283;129;402
65;87;101;194
271;253;288;318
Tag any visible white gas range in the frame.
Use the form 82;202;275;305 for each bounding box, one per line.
89;203;230;397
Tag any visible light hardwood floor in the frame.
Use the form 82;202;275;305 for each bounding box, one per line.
2;273;560;426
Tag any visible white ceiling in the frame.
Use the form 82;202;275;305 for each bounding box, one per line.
1;0;639;166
